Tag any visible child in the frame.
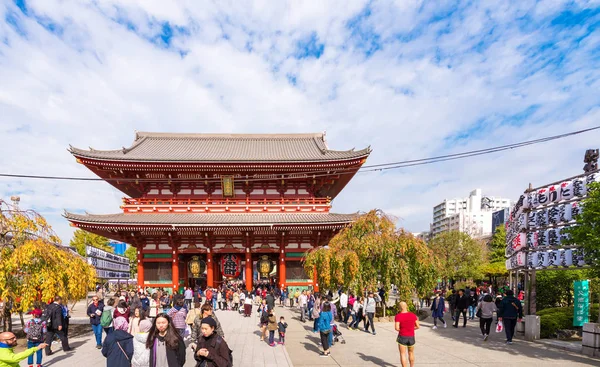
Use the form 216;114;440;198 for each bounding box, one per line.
131;319;152;367
278;316;288;345
24;308;47;367
267;310;278;346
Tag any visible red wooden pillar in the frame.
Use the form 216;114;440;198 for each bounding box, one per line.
137;245;144;290
245;249;253;291
172;246;179;294
279;233;286;288
313;265;319;292
207;250;214;287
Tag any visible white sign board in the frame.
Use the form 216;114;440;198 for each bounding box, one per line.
86;245;131;279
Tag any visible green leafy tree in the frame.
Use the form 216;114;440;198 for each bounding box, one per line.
429;230;486;283
480;226;508;279
566;181;600;275
303;210;440;303
124;245;137;277
69;229;113;257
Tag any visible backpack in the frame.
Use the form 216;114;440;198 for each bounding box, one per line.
40;304;54;328
260;310;269;324
27;320;44;342
216;335;233;367
100;309;113;328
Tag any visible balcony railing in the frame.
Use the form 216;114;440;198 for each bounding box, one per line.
121;197;331;213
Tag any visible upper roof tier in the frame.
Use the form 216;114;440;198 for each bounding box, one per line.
69;132;371;163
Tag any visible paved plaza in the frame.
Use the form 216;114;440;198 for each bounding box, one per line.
13;300;600;367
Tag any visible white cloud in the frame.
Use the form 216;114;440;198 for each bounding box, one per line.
0;0;599;242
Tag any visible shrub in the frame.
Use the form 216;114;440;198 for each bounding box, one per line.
538;305;600;338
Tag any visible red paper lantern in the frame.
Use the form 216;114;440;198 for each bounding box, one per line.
221;254;241;278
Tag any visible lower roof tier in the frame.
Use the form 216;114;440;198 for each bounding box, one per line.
64;212;357;228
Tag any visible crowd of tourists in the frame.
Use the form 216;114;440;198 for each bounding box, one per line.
428;286;524;345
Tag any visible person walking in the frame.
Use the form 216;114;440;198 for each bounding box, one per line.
101;298;116;340
132;319;152;367
447;290;457;321
278;316;288;345
312;295;321;333
395;301;419;367
349;297;364;330
190;304;225;349
498;290;523;344
476;294;497;341
344;293;355;324
339;290;348;323
453;289;469;328
146;314;186;367
267;310;278;346
243;294;253;317
363;292;377;335
43;296;71;355
129;307;146;335
193;317;231;367
266;291;275;312
184;288;194;310
317;302;333;357
233;290;240;312
0;332;47;367
101;317;134;367
87;295;104;349
149;293;159;320
298;291;308;322
24;308;47;367
430;291;446;329
113;299;131;322
468;288;478;320
186;300;203;334
258;301;269;342
167;297;188;338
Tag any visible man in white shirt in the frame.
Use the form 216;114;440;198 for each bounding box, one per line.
298;291;308;322
339;291;348;323
184;287;193;309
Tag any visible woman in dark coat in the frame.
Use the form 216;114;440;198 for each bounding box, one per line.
194;317;231;367
146;313;186;367
430;291;446;329
101;316;134;367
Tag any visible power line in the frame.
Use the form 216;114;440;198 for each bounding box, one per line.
0;126;598;183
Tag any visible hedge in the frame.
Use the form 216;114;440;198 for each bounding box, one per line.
537;305;599;338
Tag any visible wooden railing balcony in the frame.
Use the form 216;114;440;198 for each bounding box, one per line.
121;197;331;214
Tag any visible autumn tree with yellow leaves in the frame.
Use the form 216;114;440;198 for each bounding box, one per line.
0;199;96;332
304;210;440;303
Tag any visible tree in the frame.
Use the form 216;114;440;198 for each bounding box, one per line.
481;226;509;280
0;199;96;332
429;230;486;284
303;210;440;302
69;229;113;257
124;245;138;278
566;182;600;274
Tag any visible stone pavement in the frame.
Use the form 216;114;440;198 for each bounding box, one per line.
15;300;600;366
279;305;600;367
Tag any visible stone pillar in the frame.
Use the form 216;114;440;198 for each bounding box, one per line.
137;245;144;290
172;247;179;294
583;323;600;357
245;249;253;291
207;250;214;287
524;315;540;341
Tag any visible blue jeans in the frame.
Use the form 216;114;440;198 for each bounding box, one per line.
27;340;42;365
468;305;476;319
212;299;217;310
92;323;102;346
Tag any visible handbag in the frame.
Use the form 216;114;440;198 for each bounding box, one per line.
495;320;503;333
116;341;130;361
476;308;482;318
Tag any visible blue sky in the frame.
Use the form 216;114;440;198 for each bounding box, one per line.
1;0;599;242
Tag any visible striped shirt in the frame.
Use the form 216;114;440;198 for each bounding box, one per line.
167;307;188;330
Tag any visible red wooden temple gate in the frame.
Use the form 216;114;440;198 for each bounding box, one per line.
65;132;369;293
